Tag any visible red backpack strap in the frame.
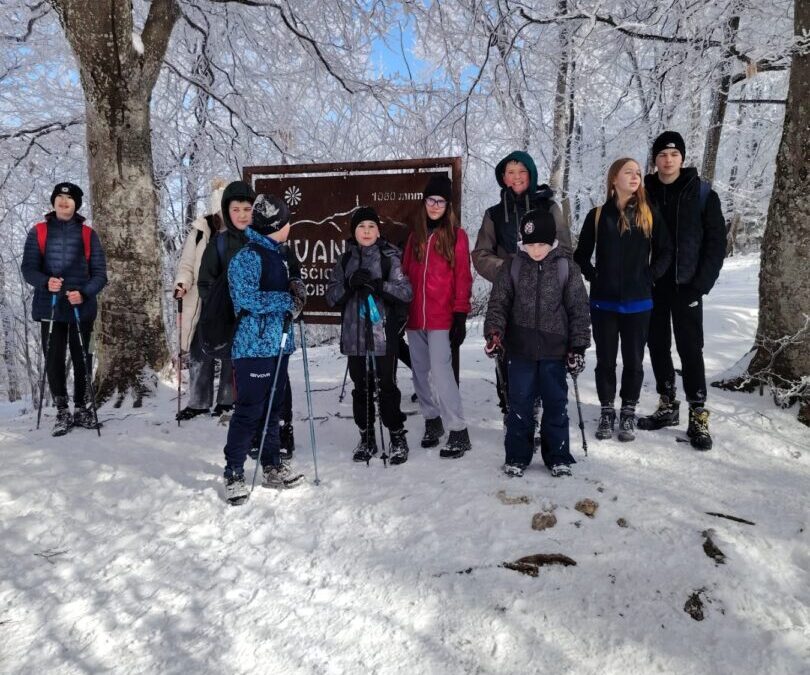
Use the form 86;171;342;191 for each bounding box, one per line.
35;222;48;256
81;225;92;261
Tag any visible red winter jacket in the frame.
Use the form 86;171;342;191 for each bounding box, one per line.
402;227;473;331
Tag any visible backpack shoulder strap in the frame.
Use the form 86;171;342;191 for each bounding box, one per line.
509;254;520;289
594;206;602;235
81;225;92;261
557;256;568;290
698;180;711;213
215;231;227;265
195;229;204;245
35;222;47;256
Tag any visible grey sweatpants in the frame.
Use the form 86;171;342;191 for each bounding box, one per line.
407;329;466;432
187;331;234;409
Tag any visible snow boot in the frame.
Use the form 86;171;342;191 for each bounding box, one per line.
595;407;616;440
353;428;378;463
637;395;680;430
502;463;525;478
224;473;248;505
687;406;713;451
262;462;305;489
72;405;98;430
550;463;572;478
440;428;471;459
388;428;409;465
421;416;444;448
279;422;295;461
617;405;636;442
52;396;72;437
211;403;233;416
176;406;209;421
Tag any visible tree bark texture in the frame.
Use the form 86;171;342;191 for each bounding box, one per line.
549;0;570;197
50;0;179;404
753;0;810;383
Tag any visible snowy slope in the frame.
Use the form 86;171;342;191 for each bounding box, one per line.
1;253;808;675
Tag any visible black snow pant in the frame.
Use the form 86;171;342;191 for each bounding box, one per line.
647;282;707;405
41;319;93;405
348;353;406;432
591;308;651;408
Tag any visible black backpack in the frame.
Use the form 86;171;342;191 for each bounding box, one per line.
198;234;242;358
340;245;410;338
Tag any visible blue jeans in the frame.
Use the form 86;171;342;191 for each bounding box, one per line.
224;356;289;477
505;356;575;468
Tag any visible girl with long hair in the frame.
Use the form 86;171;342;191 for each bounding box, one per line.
574;158;672;442
402;173;473;458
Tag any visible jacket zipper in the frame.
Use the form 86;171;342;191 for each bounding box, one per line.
422;232;433;330
674;174;697;287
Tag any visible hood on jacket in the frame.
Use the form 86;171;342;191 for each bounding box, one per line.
495;151;539;193
221;181;256;234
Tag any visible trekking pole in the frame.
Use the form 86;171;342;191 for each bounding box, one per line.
251;314;293;491
176;295;183;427
338;360;350;403
36;293;58;430
72;305;101;437
369;351;388;466
298;319;321;486
571;373;588;457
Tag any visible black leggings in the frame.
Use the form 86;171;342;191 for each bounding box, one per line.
591;308;651;407
41;319;93;404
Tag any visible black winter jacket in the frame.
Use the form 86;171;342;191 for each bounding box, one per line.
644;168;726;294
21;212;108;322
484;246;591;361
574;200;672;307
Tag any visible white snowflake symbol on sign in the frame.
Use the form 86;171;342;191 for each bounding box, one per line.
284;186;302;206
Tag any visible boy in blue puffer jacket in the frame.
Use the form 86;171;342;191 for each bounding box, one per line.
222;192;306;505
21;182;107;436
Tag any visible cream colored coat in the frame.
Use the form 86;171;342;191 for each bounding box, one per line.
174;216;217;352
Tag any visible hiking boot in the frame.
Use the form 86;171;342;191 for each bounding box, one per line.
388;428;409;465
211;403;233;416
262;462;305;489
440;428;471;459
687;406;713;451
502;463;525;478
550;464;572;478
72;405;98;430
617;406;636;442
353;428;378;463
224;473;248;505
595;407;616;440
637;395;680;430
421;416;444;448
279;422;295;460
52;396;72;437
176;406;209;421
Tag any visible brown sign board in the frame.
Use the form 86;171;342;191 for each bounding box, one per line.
244;157;462;324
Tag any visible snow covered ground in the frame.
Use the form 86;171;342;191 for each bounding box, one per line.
1;253;808;674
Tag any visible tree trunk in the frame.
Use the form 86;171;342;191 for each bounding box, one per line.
751;0;810;398
50;0;179;405
0;261;21;402
549;0;570;196
702;13;741;183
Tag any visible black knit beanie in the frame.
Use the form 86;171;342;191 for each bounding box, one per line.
652;131;686;160
520;209;556;246
50;182;83;212
252;194;290;235
423;173;452;202
351;206;380;231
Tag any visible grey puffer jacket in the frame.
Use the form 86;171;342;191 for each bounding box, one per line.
325;239;413;356
484;245;591;360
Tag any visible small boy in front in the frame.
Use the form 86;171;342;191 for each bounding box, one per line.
483;209;590;478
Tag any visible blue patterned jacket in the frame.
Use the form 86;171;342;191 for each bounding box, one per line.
228;227;295;360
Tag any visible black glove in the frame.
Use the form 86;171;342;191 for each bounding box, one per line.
289;279;307;319
566;350;586;376
348;268;373;291
484;332;503;359
370;278;384;294
449;312;467;347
